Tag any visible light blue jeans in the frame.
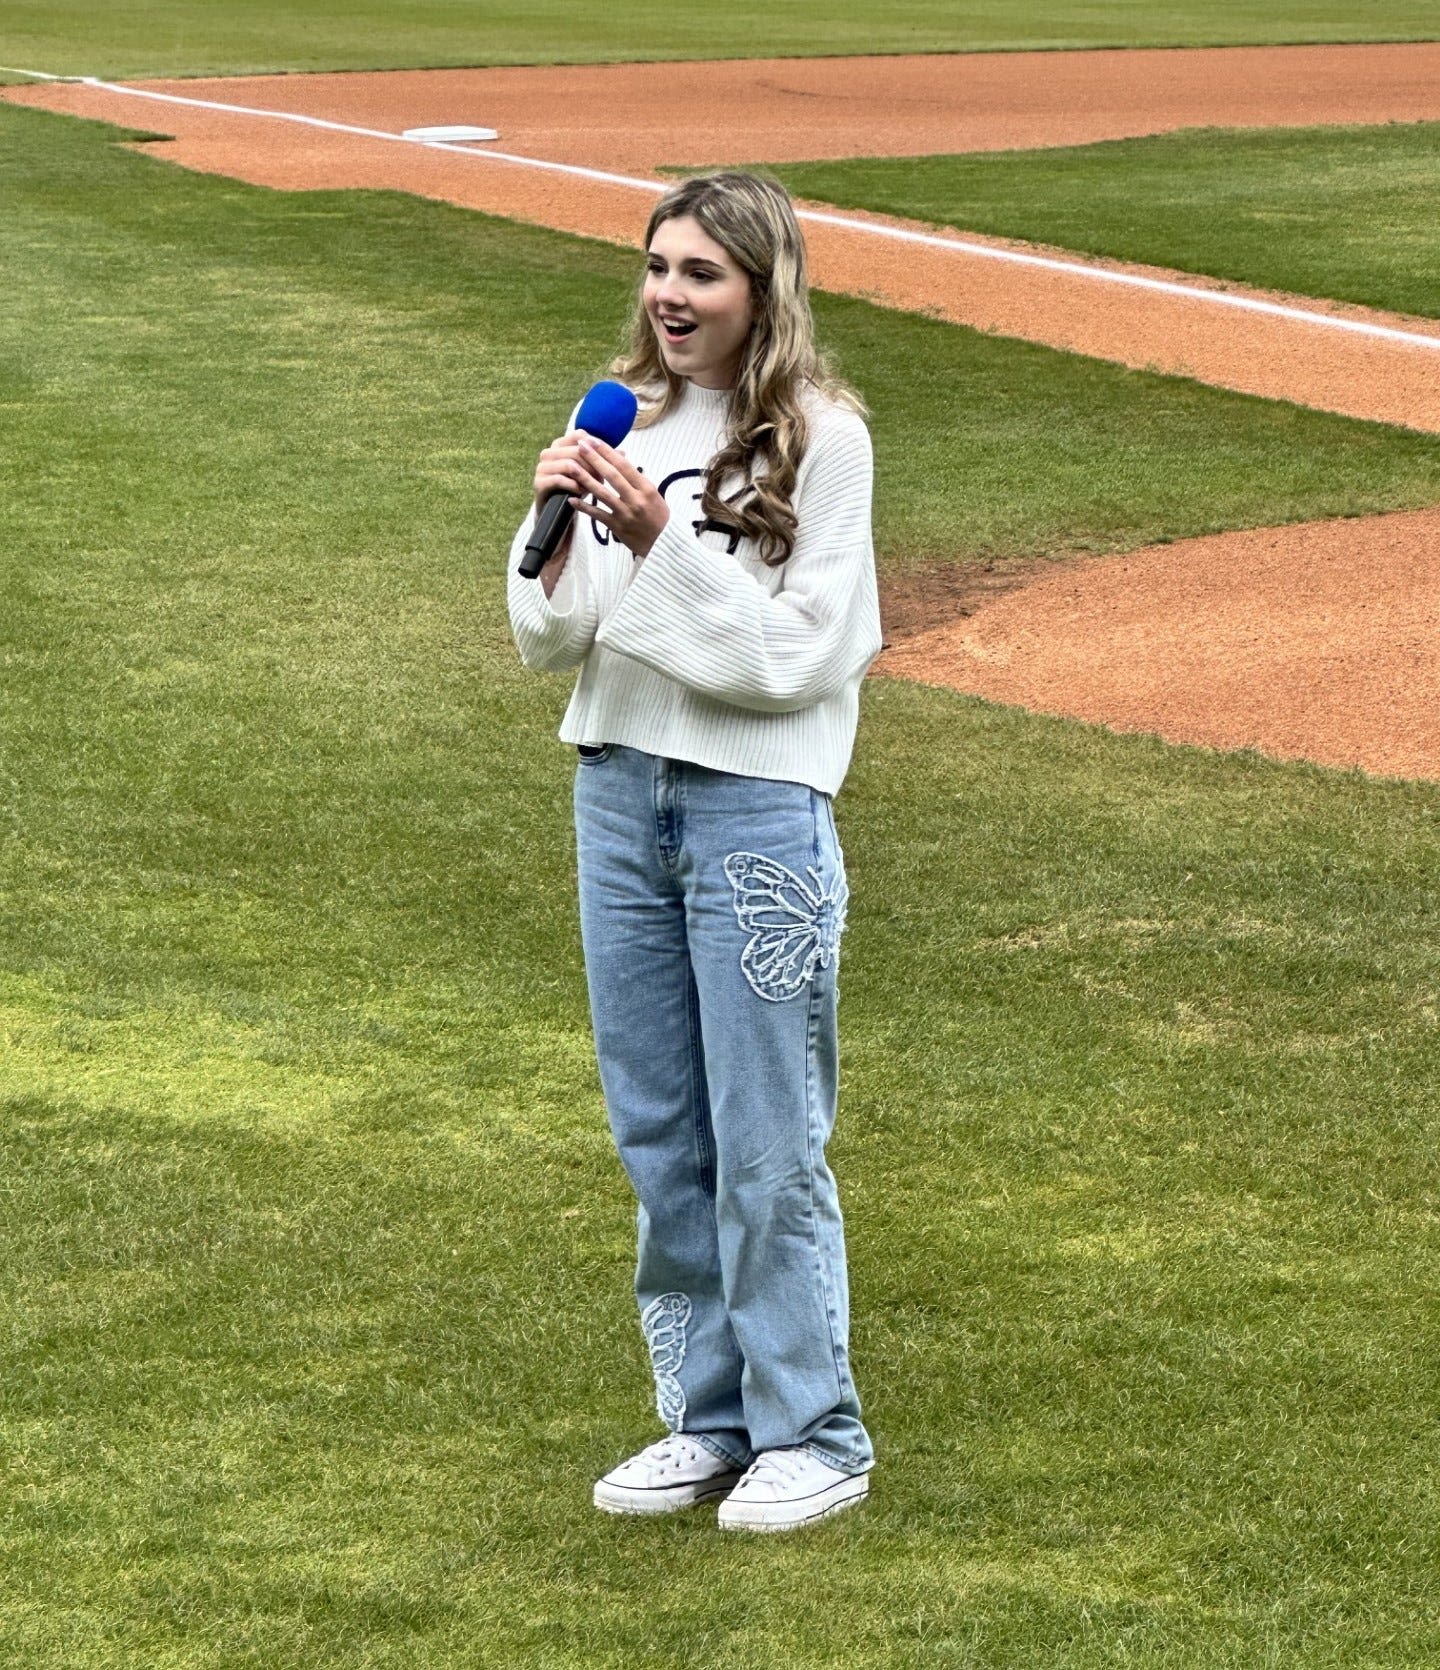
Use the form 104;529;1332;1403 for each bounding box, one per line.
574;742;873;1477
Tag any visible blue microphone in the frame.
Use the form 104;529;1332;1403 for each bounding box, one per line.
519;380;640;578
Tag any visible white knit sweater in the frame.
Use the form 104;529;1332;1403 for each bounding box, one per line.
505;377;883;796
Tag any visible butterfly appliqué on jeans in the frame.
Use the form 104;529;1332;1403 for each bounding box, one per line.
641;1292;691;1430
723;850;849;1004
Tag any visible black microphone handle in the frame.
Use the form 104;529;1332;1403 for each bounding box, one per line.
518;490;575;579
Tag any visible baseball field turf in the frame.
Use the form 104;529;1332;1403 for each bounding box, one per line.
3;8;1439;1666
763;121;1440;319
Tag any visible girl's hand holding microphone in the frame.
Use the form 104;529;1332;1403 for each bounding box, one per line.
531;429;670;597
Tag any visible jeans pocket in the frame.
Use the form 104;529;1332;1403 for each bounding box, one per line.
810;788;845;868
576;742;614;763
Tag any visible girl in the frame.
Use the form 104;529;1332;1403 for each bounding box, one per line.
506;170;882;1532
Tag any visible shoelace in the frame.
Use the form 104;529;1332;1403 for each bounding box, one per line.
736;1446;810;1491
638;1436;708;1473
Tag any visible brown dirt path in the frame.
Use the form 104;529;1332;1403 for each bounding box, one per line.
874;506;1440;782
18;43;1440;171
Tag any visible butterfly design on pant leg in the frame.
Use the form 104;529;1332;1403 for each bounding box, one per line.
641;1292;691;1430
723;850;849;1004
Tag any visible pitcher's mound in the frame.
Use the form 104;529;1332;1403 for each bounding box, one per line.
873;506;1440;782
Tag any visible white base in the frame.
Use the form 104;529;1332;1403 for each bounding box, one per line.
403;125;499;143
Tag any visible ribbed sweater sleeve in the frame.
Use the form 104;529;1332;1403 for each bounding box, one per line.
593;413;875;714
505;398;606;671
505;508;603;672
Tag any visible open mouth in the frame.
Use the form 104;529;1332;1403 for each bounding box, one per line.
659;316;698;342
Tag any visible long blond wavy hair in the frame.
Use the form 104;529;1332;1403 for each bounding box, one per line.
606;171;866;568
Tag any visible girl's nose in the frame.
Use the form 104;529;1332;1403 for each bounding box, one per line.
654;275;687;309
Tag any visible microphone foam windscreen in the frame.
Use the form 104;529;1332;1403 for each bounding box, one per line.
574;380;640;448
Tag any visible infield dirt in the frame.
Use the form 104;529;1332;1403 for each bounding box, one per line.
875;506;1440;782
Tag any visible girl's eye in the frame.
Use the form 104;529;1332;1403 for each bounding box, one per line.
647;264;720;280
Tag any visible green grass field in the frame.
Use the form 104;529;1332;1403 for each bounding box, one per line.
758;123;1440;319
0;0;1437;80
4;97;1440;1666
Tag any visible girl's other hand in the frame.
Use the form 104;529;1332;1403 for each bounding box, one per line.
567;434;670;559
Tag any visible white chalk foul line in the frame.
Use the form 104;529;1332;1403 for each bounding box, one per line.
31;74;1440;354
794;205;1440;350
76;77;663;192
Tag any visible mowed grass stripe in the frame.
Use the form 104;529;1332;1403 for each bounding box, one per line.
4;0;1440;81
761;122;1440;322
3;104;1440;1666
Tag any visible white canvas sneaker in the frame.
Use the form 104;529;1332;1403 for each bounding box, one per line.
593;1435;748;1516
717;1446;870;1532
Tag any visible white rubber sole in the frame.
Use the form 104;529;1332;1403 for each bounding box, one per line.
594;1469;746;1516
717;1470;869;1532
